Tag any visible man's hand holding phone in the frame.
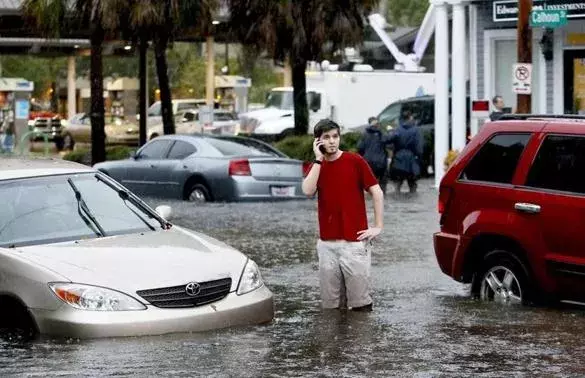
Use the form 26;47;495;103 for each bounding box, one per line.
313;138;325;160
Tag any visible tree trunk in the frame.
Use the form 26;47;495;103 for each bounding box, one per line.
139;35;148;146
90;27;106;165
154;35;175;135
292;57;308;135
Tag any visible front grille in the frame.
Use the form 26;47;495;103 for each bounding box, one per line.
136;278;232;309
34;118;61;128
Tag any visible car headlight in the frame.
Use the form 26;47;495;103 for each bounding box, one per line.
237;259;264;295
49;283;146;311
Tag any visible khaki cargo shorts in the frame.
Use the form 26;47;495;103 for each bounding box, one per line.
316;239;372;309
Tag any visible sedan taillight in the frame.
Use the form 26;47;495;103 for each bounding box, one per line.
229;159;251;176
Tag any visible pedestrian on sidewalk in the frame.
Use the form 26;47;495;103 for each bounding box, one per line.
357;116;392;194
302;119;384;312
490;95;506;121
387;110;423;194
1;120;15;153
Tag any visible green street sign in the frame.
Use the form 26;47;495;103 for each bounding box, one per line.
530;9;568;28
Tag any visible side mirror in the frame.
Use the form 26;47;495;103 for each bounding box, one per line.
155;205;173;220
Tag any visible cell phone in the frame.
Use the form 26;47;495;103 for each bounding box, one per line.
319;144;326;154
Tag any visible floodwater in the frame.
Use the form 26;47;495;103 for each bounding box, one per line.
2;180;585;377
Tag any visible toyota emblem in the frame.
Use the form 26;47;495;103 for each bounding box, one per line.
185;282;201;296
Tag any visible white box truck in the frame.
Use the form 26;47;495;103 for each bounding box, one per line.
238;69;435;137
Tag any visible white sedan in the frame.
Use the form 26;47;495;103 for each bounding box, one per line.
0;158;274;339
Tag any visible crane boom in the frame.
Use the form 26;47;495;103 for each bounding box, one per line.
367;5;436;72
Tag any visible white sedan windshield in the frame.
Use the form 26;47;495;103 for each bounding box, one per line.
0;173;162;248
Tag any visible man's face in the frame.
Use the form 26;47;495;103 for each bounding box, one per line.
495;97;504;110
319;129;340;155
370;118;379;126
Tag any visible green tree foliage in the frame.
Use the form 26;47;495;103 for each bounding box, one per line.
386;0;428;26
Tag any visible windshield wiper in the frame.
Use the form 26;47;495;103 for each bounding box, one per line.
118;190;156;231
67;178;106;237
94;174;168;230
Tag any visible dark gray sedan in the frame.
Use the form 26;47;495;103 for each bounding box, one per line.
93;135;307;202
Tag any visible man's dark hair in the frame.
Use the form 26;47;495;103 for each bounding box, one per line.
368;116;377;123
314;119;341;138
492;95;503;105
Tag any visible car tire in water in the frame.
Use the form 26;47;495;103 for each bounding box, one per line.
187;184;211;203
472;250;533;305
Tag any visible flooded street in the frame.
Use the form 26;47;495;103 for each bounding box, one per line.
2;179;585;377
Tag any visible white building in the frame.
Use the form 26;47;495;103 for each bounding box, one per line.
433;0;585;185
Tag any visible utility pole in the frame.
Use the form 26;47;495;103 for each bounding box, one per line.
517;0;533;113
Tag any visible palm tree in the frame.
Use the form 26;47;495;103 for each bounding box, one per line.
22;0;127;165
127;0;217;136
229;0;378;135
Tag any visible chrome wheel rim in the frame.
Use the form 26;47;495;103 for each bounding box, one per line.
188;189;207;202
479;266;522;304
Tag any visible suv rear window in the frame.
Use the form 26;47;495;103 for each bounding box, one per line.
461;133;531;184
525;135;585;194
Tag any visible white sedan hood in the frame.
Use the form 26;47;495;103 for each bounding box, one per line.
16;226;247;302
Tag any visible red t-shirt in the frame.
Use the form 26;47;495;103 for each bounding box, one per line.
316;152;379;241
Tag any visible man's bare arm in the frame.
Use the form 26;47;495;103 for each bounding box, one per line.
357;184;384;241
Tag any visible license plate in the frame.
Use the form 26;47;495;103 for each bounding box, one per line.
271;186;295;197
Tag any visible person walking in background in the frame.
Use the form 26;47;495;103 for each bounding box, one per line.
0;119;15;153
387;110;423;194
357;116;391;194
302;119;384;312
490;95;506;121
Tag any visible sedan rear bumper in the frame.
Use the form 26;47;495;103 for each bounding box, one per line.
30;285;274;338
233;177;305;201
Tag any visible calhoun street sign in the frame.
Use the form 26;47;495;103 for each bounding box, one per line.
494;0;585;22
530;9;568;27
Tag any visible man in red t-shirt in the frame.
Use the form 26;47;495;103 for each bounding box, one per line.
302;119;384;312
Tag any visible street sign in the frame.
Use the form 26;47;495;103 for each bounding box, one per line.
530;9;567;28
513;63;532;95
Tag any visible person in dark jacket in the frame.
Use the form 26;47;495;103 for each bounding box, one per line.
357;116;391;194
489;95;506;121
387;110;424;193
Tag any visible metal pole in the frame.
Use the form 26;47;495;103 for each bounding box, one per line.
517;0;533;113
206;36;215;108
451;0;467;151
434;0;450;187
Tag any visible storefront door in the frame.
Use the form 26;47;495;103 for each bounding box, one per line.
564;50;585;114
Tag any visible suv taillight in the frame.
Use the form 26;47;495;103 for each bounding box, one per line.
229;159;251;176
438;186;452;214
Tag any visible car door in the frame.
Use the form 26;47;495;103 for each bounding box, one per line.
176;110;199;134
158;140;199;198
122;139;173;197
67;114;91;143
514;133;585;300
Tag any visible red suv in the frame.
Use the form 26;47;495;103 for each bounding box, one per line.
434;115;585;306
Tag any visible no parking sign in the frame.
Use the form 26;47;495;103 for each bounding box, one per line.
513;63;532;95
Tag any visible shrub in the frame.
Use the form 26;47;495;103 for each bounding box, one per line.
444;149;460;171
63;146;136;166
273;131;363;161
